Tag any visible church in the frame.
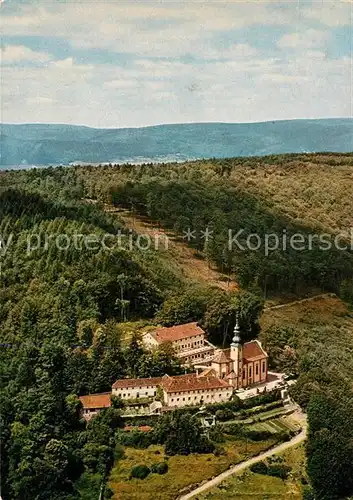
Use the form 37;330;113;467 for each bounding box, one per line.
207;320;268;389
143;319;268;389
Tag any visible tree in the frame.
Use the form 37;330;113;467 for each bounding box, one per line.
155;412;214;456
125;333;145;378
202;290;263;346
306;393;353;499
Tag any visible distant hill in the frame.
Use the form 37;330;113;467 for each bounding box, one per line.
1;118;352;167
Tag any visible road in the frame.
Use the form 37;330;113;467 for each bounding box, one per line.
178;420;306;500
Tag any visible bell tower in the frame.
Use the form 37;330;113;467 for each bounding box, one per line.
230;316;243;379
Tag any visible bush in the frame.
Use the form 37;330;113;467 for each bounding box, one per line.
213;445;226;457
114;444;125;460
215;408;234;421
267;464;291;480
242;390;281;409
208;425;226;443
245;429;273;441
130;464;151;480
116;430;155;449
208;397;243;414
274;430;293;443
250;461;268;475
221;423;244;437
151;462;168;474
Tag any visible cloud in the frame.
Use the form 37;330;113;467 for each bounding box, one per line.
1;44;51;63
303;2;352;27
2;46;351;127
277;29;329;50
205;43;258;60
0;2;298;59
0;1;350;127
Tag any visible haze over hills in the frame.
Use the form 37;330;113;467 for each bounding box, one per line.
1;118;352;167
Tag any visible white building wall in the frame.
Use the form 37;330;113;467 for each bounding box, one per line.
112;384;158;400
142;333;159;349
164;387;233;407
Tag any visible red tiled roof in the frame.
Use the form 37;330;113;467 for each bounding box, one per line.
161;372;230;393
243;340;267;361
211;350;231;364
152;322;205;343
79;393;111;409
112;376;162;389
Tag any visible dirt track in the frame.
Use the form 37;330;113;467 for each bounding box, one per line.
178;410;307;500
106;205;238;292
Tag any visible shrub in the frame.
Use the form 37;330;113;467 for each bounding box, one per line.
208;398;243;414
213;445;226;457
151;462;168;474
215;408;234;421
242;390;281;409
221;423;244;437
245;429;273;441
114;444;125;460
130;464;151;480
274;431;292;443
116;430;155;449
267;464;291;480
250;461;268;475
208;425;226;443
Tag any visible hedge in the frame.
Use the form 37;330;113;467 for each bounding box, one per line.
130;464;151;480
250;461;268;475
250;461;291;480
116;430;156;449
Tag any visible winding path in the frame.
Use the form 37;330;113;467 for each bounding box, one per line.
264;293;336;311
178;417;307;500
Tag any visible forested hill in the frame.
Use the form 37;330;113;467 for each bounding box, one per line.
1;155;353;500
2;118;353;166
81;152;353;298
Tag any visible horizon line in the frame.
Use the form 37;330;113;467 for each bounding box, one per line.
2;116;352;131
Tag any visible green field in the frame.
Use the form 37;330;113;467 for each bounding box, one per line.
196;445;307;500
109;437;276;500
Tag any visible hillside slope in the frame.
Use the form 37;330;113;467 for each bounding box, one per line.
79;153;353;298
1;118;352;166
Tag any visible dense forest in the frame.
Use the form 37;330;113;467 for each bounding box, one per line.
79;153;353;296
1;154;353;499
0;169;185;498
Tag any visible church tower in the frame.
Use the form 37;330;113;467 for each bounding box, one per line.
230;317;243;380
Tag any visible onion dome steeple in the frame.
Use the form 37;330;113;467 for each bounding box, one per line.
231;315;241;346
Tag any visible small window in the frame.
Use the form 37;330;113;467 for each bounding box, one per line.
255;364;259;375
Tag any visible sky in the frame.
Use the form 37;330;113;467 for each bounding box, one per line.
1;0;352;128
